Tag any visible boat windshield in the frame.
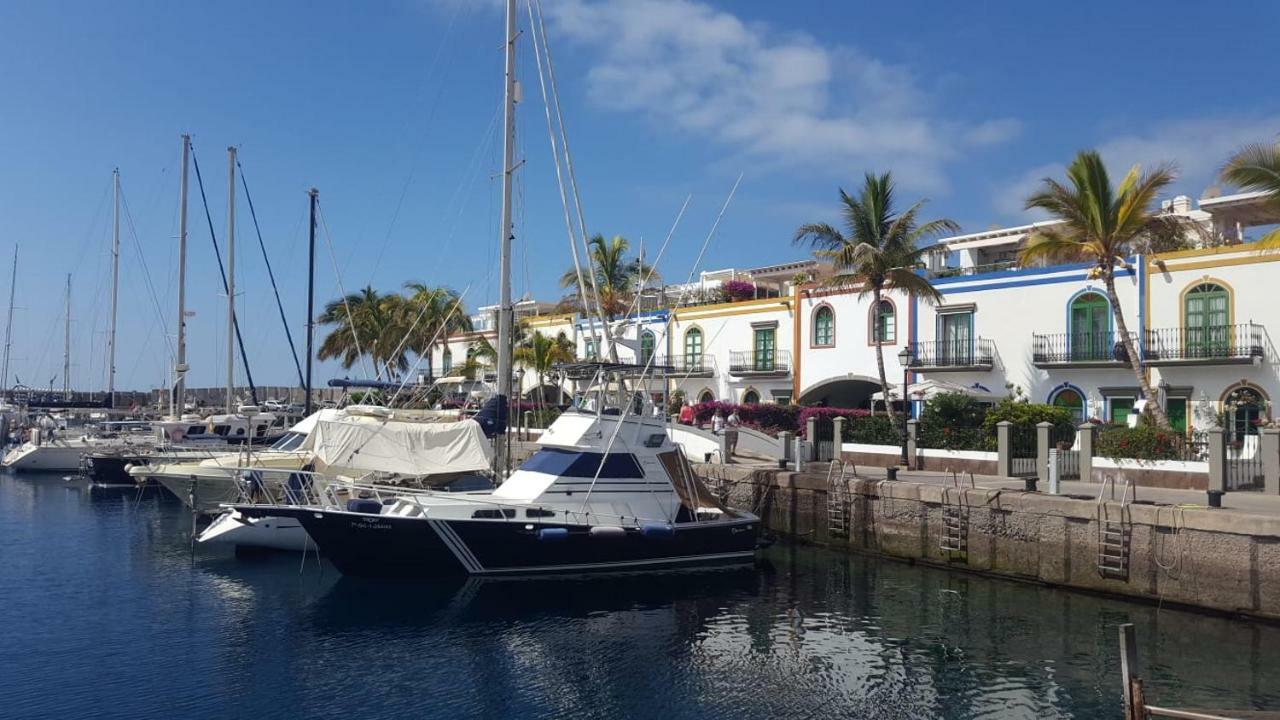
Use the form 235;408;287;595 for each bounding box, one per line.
270;432;306;451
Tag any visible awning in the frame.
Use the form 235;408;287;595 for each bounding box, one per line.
871;379;1001;402
303;417;492;476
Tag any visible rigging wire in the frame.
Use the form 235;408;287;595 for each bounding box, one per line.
118;179;177;362
189;141;259;404
236;157;306;388
315;199;373;381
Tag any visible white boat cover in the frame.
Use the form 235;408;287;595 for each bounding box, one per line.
288;408;347;435
303;418;492;476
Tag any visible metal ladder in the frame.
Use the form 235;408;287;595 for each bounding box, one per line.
940;470;975;559
1097;475;1133;579
826;460;852;538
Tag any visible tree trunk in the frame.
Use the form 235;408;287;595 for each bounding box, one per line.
872;285;899;424
1104;267;1170;429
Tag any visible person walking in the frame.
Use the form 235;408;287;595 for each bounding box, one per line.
711;409;725;435
678;400;695;426
724;408;740;461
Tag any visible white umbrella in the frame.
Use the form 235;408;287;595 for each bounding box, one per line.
871;379;1001;402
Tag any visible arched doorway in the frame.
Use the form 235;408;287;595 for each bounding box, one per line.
742;388;760;404
1050;386;1085;424
1184;282;1230;355
1223;385;1266;443
799;375;882;409
1069;292;1109;361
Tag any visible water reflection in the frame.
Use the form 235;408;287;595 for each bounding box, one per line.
1;470;1278;720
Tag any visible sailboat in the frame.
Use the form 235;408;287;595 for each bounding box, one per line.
230;0;761;576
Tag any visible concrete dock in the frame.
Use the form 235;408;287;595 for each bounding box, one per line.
700;460;1280;621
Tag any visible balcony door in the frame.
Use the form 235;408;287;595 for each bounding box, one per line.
1184;283;1229;357
939;312;973;365
753;328;776;371
1069;293;1109;361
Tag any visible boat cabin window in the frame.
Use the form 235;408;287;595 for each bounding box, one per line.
212;425;231;436
522;448;645;479
187;426;205;435
271;432;306;451
526;508;556;518
472;508;516;519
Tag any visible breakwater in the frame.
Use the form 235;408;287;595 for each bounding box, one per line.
704;463;1280;620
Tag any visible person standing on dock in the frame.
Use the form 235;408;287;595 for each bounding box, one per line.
725;408;740;461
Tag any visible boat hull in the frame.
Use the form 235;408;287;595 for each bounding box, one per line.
244;506;760;578
3;443;96;472
83;453;150;486
198;509;311;552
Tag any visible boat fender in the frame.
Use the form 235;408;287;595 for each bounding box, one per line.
640;523;674;539
346;498;384;514
589;526;627;539
538;527;569;542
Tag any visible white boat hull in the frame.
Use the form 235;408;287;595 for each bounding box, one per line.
3;442;98;472
198;509;311;552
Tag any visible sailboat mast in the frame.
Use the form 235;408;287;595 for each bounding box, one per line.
174;135;190;417
0;245;15;397
107;168;120;409
495;0;517;459
225;147;237;413
63;274;71;398
305;187;317;416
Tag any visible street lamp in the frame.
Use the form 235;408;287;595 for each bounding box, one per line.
897;345;912;468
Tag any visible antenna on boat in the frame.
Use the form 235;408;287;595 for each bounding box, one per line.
62;273;71;399
174;134;190;418
225;146;237;414
1;244;15;398
305;187;318;416
108;168;121;409
494;0;518;474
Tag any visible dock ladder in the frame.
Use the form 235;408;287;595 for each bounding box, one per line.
940;470;975;560
1097;475;1133;579
826;460;853;538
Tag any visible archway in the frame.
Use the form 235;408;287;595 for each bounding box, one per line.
799;374;882;409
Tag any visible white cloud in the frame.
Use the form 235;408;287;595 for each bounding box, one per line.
537;0;1019;192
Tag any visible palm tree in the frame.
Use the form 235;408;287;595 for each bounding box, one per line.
559;234;659;317
1220;141;1280;248
514;331;575;406
400;282;472;374
317;286;404;376
1018;150;1177;428
795;172;957;422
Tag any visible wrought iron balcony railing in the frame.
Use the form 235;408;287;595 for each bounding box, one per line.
906;339;995;370
665;354;717;377
1032;331;1138;366
1144;323;1264;364
727;350;792;375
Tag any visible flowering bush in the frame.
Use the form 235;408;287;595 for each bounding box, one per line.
1095;424;1188;461
719;280;757;302
692;401;799;436
796;406;870;436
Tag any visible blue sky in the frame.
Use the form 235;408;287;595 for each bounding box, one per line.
0;0;1277;391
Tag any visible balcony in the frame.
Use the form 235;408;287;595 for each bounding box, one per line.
1144;323;1265;366
662;354;716;378
728;350;791;376
1032;331;1139;368
907;339;995;371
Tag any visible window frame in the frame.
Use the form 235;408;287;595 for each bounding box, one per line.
811;304;835;348
868;298;897;346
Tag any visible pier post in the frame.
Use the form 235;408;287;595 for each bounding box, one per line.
832;417;846;464
1078;423;1095;483
805;416;816;462
906;419;918;470
1207;427;1226;507
1118;623;1139;720
1262;427;1280;496
996;421;1013;478
1035;421;1053;490
779;431;793;469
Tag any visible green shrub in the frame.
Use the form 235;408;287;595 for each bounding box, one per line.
843;415;901;445
1095;424;1186;461
980;399;1074;450
917;392;989;450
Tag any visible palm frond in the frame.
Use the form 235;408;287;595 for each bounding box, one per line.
1221;142;1280;196
883;267;943;305
1018;230;1089;267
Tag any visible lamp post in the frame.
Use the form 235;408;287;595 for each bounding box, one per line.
897;346;912;468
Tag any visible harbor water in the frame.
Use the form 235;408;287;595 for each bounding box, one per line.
1;471;1277;720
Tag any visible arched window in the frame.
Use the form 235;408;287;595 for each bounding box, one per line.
684;328;704;370
1050;387;1085;424
640;331;655;363
1223;385;1266;443
1069;292;1110;361
742;389;761;404
1184;282;1230;356
698;389;715;404
870;300;895;344
442;348;452;374
812;305;834;347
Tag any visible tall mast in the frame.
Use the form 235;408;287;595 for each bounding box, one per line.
63;274;71;398
174;135;190;417
225;147;237;413
495;0;517;467
107;168;120;408
305;187;318;416
0;245;15;397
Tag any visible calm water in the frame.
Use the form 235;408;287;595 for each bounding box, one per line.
1;472;1277;720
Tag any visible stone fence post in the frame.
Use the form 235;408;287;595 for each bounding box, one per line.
1078;423;1095;483
832;417;846;464
1262;427;1280;496
1035;421;1053;490
805;417;817;462
906;419;918;470
996;421;1013;478
779;431;793;470
1207;427;1226;508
